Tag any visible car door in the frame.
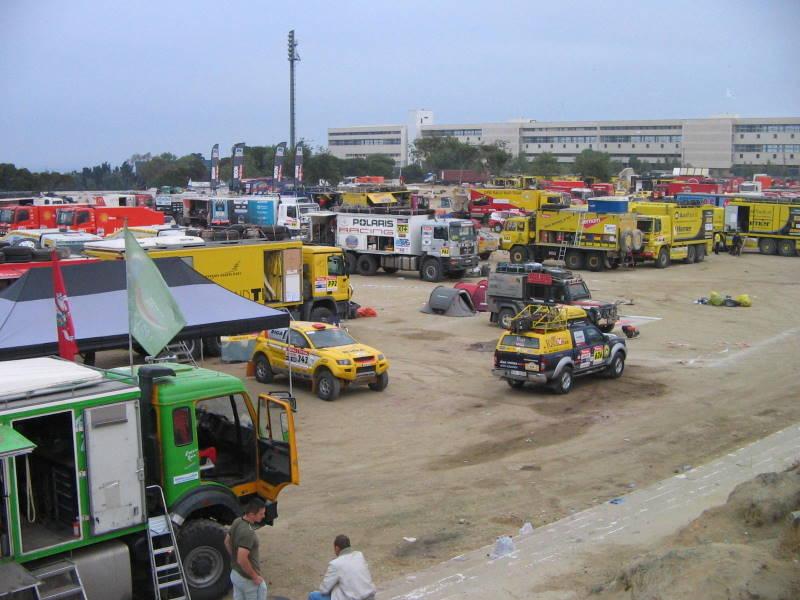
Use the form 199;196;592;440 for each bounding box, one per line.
286;329;315;378
256;394;299;503
582;325;609;368
264;327;290;373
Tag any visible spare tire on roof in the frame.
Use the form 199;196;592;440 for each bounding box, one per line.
32;248;53;261
2;246;33;263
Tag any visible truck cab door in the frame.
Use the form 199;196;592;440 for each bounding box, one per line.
256;394;299;501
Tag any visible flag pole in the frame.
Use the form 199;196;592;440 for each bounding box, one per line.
124;220;134;374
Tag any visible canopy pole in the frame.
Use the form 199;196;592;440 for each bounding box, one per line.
124;220;134;375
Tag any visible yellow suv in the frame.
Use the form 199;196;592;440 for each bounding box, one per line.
250;321;389;401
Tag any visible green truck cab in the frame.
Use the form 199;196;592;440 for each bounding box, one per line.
0;358;298;600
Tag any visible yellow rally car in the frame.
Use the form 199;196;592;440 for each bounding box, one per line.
249;321;389;401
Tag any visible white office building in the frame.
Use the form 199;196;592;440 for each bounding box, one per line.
327;125;408;166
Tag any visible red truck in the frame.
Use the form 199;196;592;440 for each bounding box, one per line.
654;180;723;198
0;205;70;234
54;206;165;236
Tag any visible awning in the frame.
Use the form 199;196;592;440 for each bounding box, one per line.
367;192;397;205
0;424;36;458
0;258;290;360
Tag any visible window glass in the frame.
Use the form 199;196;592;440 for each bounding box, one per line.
76;211;91;225
501;334;539;349
173;407;193;446
288;330;309;348
327;254;345;276
306;328;355;348
584;326;605;344
16;210;29;222
0;209;12;223
433;227;447;240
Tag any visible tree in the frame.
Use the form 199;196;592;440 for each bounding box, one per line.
305;151;342;185
573;149;615;181
478;142;512;175
505;154;532;175
401;163;425;183
529;153;561;178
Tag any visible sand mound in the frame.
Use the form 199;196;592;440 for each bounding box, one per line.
598;467;800;599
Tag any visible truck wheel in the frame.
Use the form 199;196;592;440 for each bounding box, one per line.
552;366;574;395
599;323;615;333
759;238;777;255
777;239;796;257
498;308;516;329
254;353;274;383
368;371;389;391
586;252;604;271
382;266;399;274
316;368;341;401
606;353;625;378
564;250;584;270
178;519;230;600
479;252;491;261
421;258;443;282
695;245;706;262
345;252;358;274
202;336;221;357
509;246;528;264
655;247;670;269
507;379;525;389
356;254;378;276
684;245;696;264
310;306;335;323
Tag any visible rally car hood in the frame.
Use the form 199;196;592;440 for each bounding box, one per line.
316;342;381;360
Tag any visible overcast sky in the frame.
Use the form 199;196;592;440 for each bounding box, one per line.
1;0;798;171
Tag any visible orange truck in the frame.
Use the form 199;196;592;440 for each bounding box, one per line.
0;205;73;234
54;205;165;236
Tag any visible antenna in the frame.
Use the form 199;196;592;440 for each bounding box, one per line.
288;30;301;149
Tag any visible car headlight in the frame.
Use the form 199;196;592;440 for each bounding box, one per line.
336;359;351;365
377;354;385;361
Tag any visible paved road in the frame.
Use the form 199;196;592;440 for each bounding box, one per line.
381;424;800;599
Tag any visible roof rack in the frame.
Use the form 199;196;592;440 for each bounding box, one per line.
509;303;570;333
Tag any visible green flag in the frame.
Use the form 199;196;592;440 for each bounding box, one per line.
125;227;186;356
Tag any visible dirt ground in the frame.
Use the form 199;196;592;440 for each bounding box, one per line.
120;246;800;599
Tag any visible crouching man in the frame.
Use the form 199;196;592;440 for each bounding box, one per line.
308;534;376;600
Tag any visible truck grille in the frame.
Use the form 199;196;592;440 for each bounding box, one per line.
356;366;376;375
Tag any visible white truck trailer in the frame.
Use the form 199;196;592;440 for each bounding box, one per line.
309;209;479;281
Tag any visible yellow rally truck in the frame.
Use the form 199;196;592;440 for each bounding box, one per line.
630;201;724;267
85;238;352;352
723;195;800;257
500;208;639;271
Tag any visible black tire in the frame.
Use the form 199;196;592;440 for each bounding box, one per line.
507;379;525;389
32;248;52;261
345;252;358;275
421;258;443;282
606;353;625;379
493;224;503;233
509;245;528;264
684;245;696;264
552;367;574;394
777;239;796;257
498;308;516;330
310;305;335;323
479;252;491;261
368;371;389;391
599;323;615;333
564;250;584;270
382;266;399;274
356;254;378;276
759;238;777;255
254;353;274;383
448;269;466;279
315;368;341;401
0;251;5;264
586;252;604;272
655;247;670;269
2;246;32;263
178;519;231;600
202;336;221;358
695;244;706;262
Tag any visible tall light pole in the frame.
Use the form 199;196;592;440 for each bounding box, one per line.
288;30;300;149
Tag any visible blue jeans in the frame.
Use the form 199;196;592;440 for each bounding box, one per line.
230;570;267;600
308;592;332;600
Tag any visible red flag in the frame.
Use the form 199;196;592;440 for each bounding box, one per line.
51;251;78;360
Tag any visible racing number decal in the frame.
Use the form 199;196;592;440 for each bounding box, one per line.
592;345;604;364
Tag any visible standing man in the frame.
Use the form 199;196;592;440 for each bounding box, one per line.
308;534;376;600
225;498;268;600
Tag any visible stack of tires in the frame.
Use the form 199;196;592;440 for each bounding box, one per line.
0;242;63;264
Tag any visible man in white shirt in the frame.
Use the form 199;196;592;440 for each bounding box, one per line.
308;534;376;600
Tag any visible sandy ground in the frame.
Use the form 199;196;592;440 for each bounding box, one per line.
107;245;800;599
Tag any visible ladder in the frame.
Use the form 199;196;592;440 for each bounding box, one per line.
147;341;198;367
29;559;87;600
556;213;584;264
146;485;191;600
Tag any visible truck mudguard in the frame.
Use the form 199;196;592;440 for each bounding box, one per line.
170;485;243;526
551;356;574;378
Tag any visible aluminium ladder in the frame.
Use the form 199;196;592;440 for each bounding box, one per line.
556;212;585;264
146;485;191;600
29;559;87;600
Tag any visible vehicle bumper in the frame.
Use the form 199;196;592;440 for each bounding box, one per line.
449;256;479;268
492;368;547;384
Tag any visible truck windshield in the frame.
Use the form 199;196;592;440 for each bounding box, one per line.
566;282;591;300
0;209;12;223
327;254;345;276
298;205;320;215
501;334;540;349
449;223;475;242
56;211;74;226
306;328;356;349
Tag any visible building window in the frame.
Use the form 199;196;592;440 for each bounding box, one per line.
617;144;621;148
563;144;566;148
660;144;664;148
739;154;743;158
756;134;760;139
646;144;650;148
774;134;778;139
756;154;760;158
604;144;607;148
774;154;778;159
740;134;744;139
632;144;636;148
